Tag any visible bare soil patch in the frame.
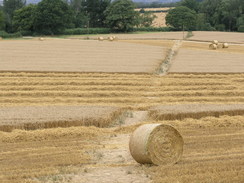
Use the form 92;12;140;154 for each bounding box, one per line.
0;106;122;131
0;39;165;73
169;48;244;73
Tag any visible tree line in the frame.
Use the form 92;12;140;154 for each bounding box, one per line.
166;0;244;32
0;0;155;35
0;0;243;36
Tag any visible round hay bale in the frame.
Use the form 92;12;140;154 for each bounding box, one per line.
209;43;217;50
98;36;104;41
0;37;2;40
39;37;45;41
129;124;184;165
112;36;118;41
212;40;219;45
108;36;114;41
222;43;229;48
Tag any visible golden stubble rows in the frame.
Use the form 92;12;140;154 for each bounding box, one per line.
0;72;243;109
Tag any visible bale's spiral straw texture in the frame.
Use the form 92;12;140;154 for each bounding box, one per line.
129;124;184;165
222;43;229;48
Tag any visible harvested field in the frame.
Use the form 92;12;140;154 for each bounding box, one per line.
66;31;244;43
0;126;109;183
0;39;165;73
149;104;244;120
1;33;244;183
0;106;123;131
69;32;186;40
120;39;174;47
151;12;167;27
169;48;244;73
0;72;243;108
182;41;244;54
190;31;244;43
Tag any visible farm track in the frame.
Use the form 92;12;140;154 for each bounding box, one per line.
0;73;243;108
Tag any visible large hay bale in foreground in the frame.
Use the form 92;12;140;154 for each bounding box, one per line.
129;124;184;165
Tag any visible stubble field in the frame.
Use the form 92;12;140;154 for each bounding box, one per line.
0;32;243;183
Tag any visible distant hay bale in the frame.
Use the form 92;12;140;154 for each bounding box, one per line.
98;36;104;41
112;36;118;41
222;43;229;48
212;40;219;45
0;37;2;40
39;37;45;41
129;124;184;165
108;36;114;41
209;43;217;50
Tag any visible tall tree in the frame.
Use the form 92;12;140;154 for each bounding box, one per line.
33;0;73;35
12;4;36;32
0;10;4;30
181;0;200;12
3;0;26;32
105;0;139;32
82;0;111;27
69;0;88;28
166;6;197;31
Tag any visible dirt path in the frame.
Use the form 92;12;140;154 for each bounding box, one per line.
56;111;151;183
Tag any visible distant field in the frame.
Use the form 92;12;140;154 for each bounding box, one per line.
190;31;244;43
169;48;244;73
0;39;165;73
135;7;171;27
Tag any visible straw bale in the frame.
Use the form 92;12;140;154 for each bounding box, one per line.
209;43;217;50
0;37;2;40
108;36;114;41
222;43;229;48
39;37;45;41
98;36;104;41
212;40;219;45
129;124;184;165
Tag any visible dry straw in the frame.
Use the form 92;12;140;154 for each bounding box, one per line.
209;43;217;50
98;36;104;41
39;37;45;41
222;43;229;48
212;40;219;45
108;36;114;41
129;124;184;165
